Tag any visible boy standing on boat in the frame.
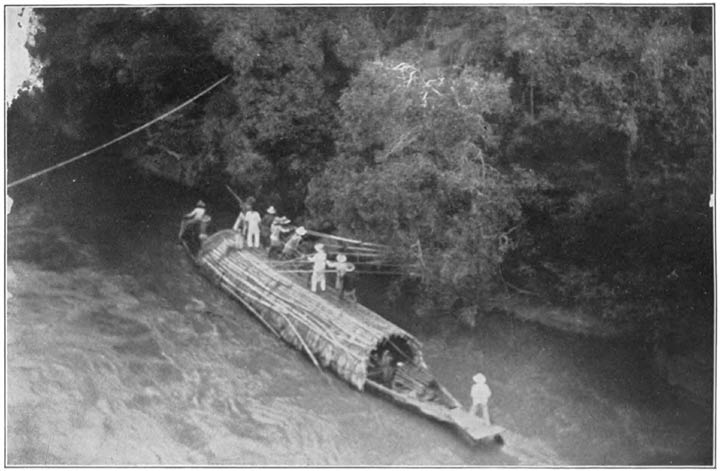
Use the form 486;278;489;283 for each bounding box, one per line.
327;253;353;289
245;205;262;248
340;268;358;302
261;206;276;247
327;253;357;301
308;243;328;292
470;373;492;426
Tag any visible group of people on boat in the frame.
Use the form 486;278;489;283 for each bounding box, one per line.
180;199;492;426
179;199;357;301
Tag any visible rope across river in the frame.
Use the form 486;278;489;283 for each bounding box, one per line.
7;74;231;189
9;72;418;272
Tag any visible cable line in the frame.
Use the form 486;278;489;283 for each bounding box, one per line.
8;74;231;189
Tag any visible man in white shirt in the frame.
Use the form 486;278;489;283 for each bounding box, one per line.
245;205;262;248
470;373;492;426
308;243;328;292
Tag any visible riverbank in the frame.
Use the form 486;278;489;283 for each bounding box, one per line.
488;294;633;338
485;293;713;410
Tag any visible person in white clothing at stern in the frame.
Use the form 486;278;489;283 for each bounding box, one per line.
470;372;492;426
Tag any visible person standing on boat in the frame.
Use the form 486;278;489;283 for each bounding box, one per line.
240;197;256;237
327;253;353;289
179;200;207;240
268;216;292;258
282;226;306;259
232;204;247;235
245;205;262;248
327;253;357;301
470;373;492;426
308;243;328;292
260;206;276;248
339;267;358;302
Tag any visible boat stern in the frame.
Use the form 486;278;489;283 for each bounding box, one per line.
448;408;505;446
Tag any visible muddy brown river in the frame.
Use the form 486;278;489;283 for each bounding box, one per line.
5;157;713;465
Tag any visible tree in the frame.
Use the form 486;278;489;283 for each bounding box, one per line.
12;8;227;190
30;8;223;140
441;7;713;336
199;8;382;213
306;58;535;314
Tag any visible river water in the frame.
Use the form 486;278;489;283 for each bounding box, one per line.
6;157;713;465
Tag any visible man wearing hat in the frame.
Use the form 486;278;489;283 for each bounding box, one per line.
470;372;492;425
179;200;208;240
282;226;306;259
245;204;262;248
260;206;277;248
268;216;292;258
308;243;328;292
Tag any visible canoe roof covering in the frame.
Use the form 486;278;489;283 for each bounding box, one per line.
197;230;425;390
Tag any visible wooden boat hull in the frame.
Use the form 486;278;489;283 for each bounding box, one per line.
185;229;504;446
365;380;504;445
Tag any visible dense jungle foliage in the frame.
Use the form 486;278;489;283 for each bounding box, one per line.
7;7;713;343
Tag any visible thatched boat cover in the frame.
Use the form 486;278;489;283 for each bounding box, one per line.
195;230;425;391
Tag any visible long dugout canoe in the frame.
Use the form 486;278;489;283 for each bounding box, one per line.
189;229;504;445
195;230;426;390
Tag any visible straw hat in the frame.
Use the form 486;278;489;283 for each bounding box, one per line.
267;206;276;214
336;254;347;263
295;226;307;236
196;200;206;208
473;373;486;383
275;216;290;225
314;243;325;252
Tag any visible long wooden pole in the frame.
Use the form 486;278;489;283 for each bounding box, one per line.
276;270;389;341
320;243;389;253
240;267;381;352
304;229;390;249
210;245;392;349
204;257;282;336
239;272;363;348
225;185;244;207
275;269;405;276
239;285;368;356
209;258;330;376
218;254;368;356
